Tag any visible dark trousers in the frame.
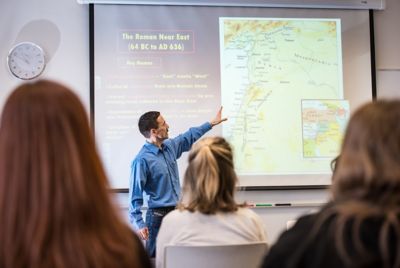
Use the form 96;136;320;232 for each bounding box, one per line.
145;206;175;258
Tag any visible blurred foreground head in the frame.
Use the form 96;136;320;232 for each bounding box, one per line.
0;80;148;268
333;100;400;206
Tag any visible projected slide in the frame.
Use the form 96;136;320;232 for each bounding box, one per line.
220;18;347;175
94;5;372;188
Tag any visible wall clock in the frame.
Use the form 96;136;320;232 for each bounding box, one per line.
7;42;46;80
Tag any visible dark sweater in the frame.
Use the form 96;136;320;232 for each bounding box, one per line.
262;206;398;268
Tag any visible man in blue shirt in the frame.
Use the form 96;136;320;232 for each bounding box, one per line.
129;108;226;257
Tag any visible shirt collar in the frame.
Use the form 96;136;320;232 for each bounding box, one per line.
144;141;163;154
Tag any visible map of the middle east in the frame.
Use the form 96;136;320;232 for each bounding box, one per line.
220;18;350;175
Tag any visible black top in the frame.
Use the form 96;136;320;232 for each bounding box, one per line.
262;205;398;268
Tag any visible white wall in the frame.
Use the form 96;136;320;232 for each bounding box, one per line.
1;0;399;244
0;0;90;111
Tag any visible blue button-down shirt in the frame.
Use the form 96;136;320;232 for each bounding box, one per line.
129;122;212;229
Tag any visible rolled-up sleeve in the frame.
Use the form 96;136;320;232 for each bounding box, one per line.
170;122;212;158
128;158;148;229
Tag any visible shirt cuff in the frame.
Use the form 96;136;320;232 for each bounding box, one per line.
203;122;212;130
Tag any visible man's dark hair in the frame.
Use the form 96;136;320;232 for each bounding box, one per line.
138;111;160;138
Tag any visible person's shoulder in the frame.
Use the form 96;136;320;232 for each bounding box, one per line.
162;138;173;147
237;207;262;219
132;144;154;161
262;207;341;268
293;211;317;224
231;207;265;227
162;209;192;227
282;212;321;237
161;209;177;221
293;204;338;230
133;144;146;156
261;213;319;267
237;207;266;229
164;209;190;220
132;152;146;164
279;211;324;247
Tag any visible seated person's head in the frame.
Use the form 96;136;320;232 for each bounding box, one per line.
331;100;400;206
0;80;149;268
179;136;241;214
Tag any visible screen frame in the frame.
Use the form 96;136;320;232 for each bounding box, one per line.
82;0;385;10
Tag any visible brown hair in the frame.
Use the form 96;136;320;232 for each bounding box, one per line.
0;80;150;268
303;100;400;267
179;136;244;214
331;100;400;267
332;100;400;204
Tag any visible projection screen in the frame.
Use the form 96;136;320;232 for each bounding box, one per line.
93;4;373;189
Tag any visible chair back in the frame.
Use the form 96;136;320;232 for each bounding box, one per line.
165;242;268;268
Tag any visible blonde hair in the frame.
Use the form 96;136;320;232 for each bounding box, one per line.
179;137;243;214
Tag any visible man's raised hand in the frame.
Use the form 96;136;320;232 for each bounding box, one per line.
210;107;228;127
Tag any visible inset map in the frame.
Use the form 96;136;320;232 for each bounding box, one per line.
302;100;350;158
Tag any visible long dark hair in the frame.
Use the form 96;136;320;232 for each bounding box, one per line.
294;100;400;268
330;100;400;267
0;80;149;268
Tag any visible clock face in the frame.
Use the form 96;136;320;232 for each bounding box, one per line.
7;42;46;80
